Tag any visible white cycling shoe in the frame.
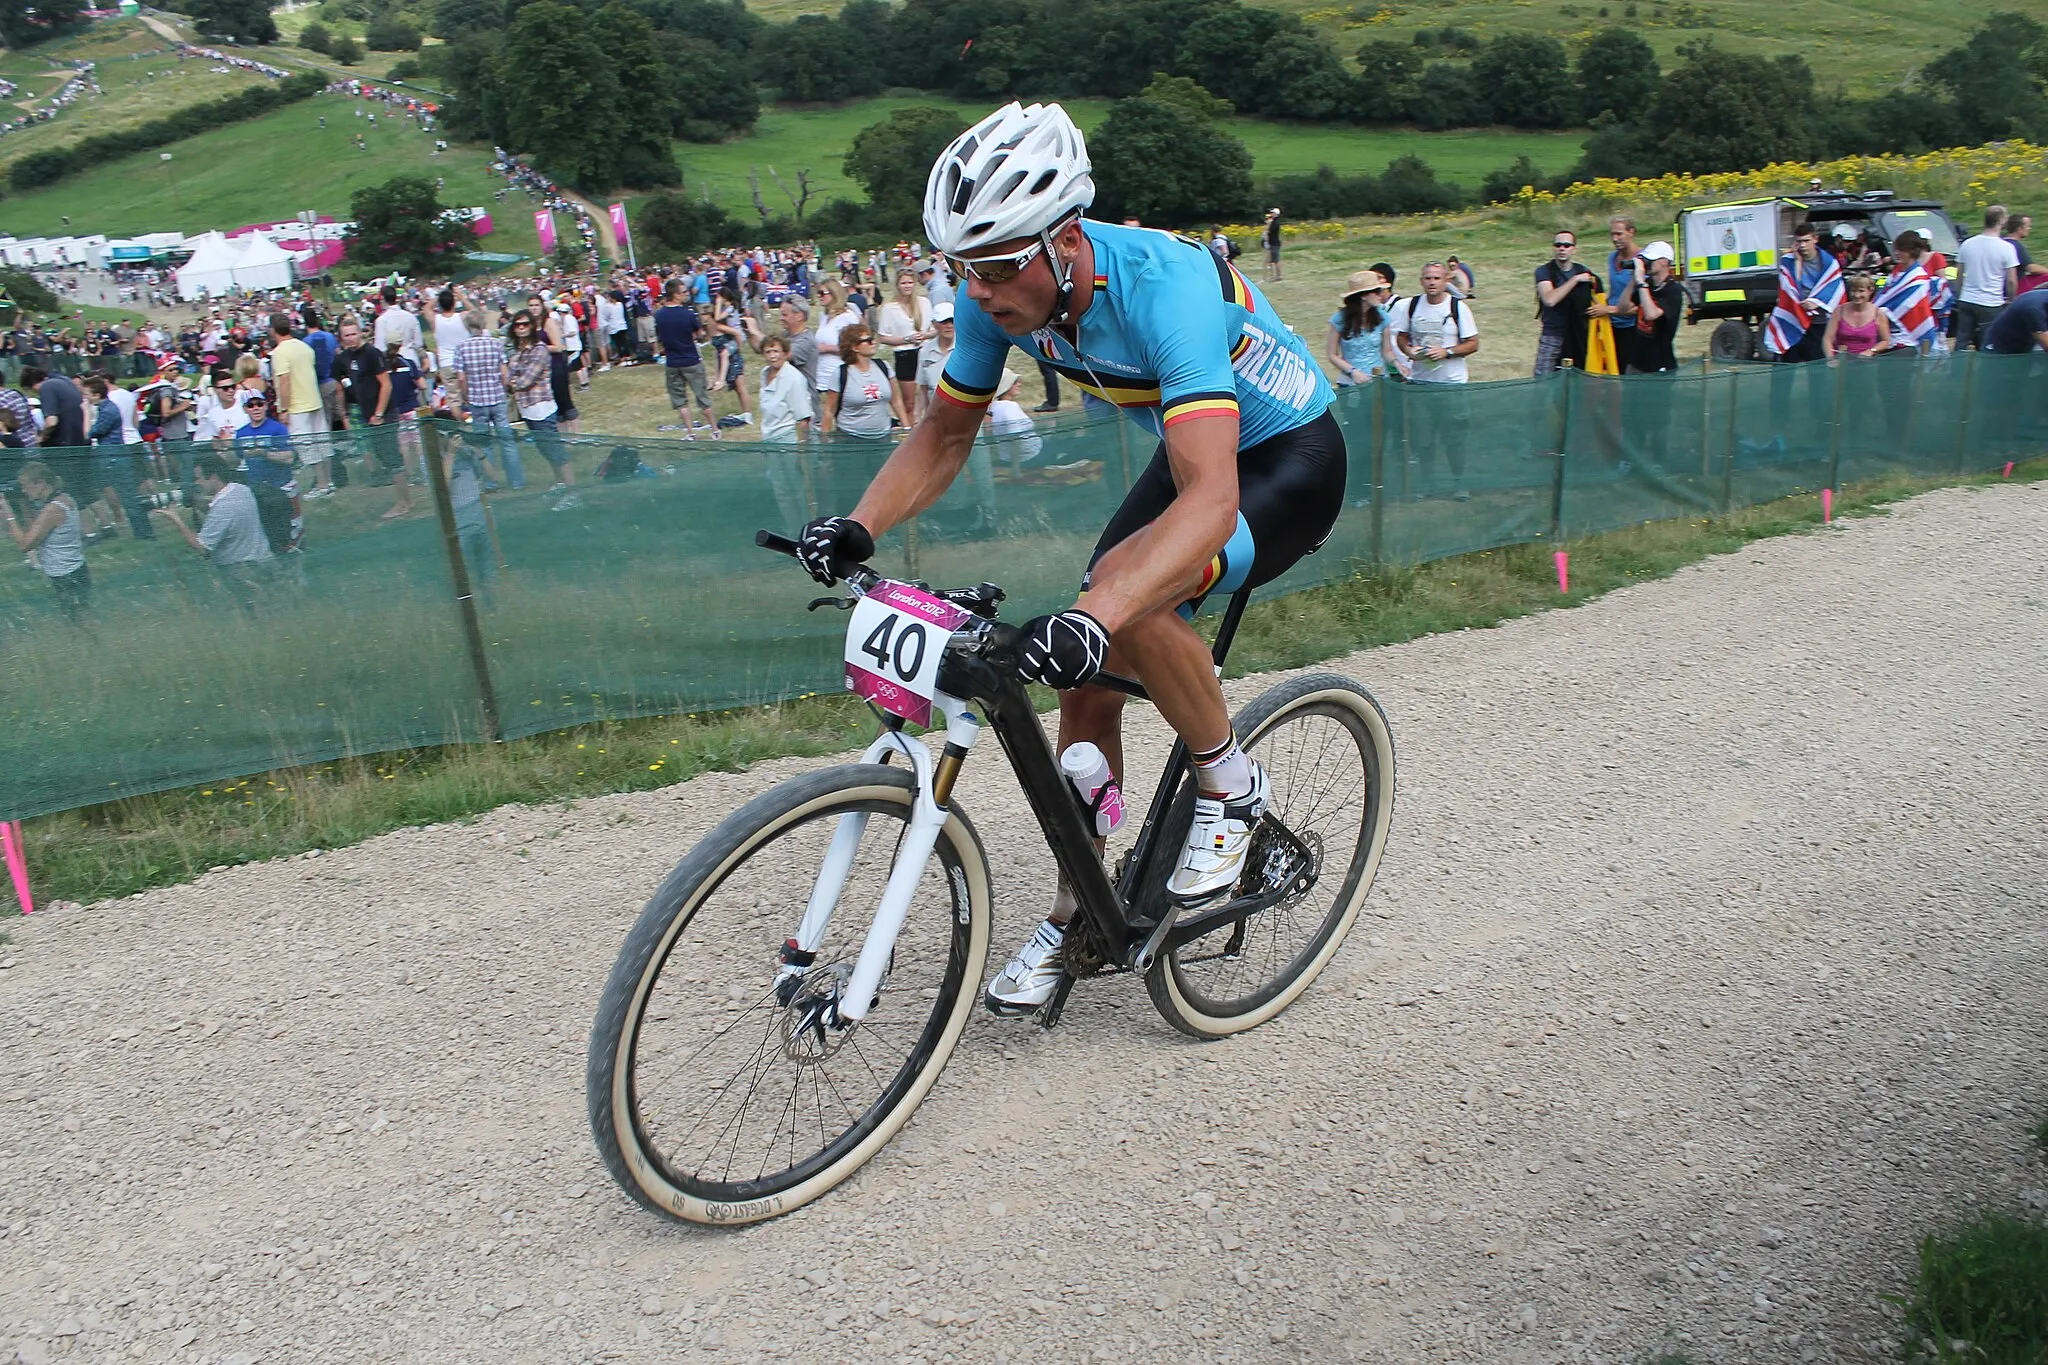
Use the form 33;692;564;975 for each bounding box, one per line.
1168;760;1269;902
984;918;1066;1017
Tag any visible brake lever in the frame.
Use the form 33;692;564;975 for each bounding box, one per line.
807;595;856;612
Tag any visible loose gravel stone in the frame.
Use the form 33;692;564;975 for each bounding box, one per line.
0;483;2043;1364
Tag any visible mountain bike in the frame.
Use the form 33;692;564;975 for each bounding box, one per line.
586;531;1396;1226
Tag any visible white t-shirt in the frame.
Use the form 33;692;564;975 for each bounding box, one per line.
758;362;815;443
814;307;862;392
916;339;952;393
107;385;142;444
373;305;423;364
985;398;1042;463
1957;232;2019;307
431;310;469;368
1390;295;1479;384
877;298;928;357
193;391;248;441
597;296;626;335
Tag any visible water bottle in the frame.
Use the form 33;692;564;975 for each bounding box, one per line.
1059;742;1124;838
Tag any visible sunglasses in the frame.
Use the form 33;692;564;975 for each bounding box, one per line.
1553;240;1575;248
943;240;1046;285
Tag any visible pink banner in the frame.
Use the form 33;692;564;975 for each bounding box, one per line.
535;210;557;257
608;202;631;256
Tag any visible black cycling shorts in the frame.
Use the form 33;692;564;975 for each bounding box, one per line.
1083;408;1347;616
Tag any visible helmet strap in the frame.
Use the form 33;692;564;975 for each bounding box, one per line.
1043;218;1078;328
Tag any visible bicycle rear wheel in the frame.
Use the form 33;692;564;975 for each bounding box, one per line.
587;764;991;1226
1145;673;1395;1038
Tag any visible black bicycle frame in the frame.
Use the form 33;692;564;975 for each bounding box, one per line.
936;586;1254;971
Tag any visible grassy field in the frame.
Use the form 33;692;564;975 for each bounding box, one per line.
0;20;285;170
0;91;544;259
677;95;1584;220
739;0;1964;97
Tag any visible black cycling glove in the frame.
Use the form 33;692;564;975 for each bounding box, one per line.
1017;609;1111;691
797;516;875;586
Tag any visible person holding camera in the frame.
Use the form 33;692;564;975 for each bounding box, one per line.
1;460;90;622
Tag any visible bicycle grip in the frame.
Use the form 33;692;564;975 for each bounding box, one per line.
755;530;801;557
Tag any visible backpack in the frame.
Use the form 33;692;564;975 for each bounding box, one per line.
250;482;296;554
599;444;640;481
1224;238;1242;261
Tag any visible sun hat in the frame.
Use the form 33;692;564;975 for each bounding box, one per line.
932;303;955;323
998;368;1019;394
1639;241;1674;263
1340;269;1388;300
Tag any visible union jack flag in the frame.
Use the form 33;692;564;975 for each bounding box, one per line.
1875;260;1939;347
1764;251;1844;354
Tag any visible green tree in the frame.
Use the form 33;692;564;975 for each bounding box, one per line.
1090;95;1252;226
1376;154;1464;212
331;33;364;63
496;0;677;192
1472;33;1574;127
429;0;501;38
1575;27;1660;123
1138;72;1232;121
364;15;422;49
1479;154;1544;202
1922;12;2048;141
667;37;759;140
345;177;469;273
768;13;883;102
1355;39;1424;121
843;106;969;230
0;269;61;316
0;0;88;48
1645;46;1814;172
638;193;744;257
189;0;279;43
1252;31;1356;121
299;20;332;51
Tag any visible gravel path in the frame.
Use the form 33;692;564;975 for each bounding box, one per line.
4;482;2045;1365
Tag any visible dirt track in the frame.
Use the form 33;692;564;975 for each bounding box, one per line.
4;481;2046;1365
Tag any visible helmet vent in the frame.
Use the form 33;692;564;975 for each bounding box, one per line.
1029;168;1058;196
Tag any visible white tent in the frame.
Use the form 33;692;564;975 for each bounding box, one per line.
174;231;295;299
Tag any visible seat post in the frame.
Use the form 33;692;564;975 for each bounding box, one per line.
1208;586;1254;669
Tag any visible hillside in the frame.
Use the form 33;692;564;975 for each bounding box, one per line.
671;97;1585;220
0;90;546;260
738;0;1969;96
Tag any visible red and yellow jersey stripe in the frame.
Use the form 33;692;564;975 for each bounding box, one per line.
1162;391;1240;428
936;372;997;410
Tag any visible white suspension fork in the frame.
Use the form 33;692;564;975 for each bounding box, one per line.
835;698;982;1024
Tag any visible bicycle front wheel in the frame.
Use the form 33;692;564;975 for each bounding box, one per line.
587;763;992;1226
1146;673;1396;1038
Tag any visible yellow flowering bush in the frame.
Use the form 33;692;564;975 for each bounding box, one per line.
1509;141;2048;216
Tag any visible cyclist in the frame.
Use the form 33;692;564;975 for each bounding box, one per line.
795;102;1346;1016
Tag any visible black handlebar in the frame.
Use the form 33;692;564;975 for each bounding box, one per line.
755;529;801;557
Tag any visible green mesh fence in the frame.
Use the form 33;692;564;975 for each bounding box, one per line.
2;351;2042;821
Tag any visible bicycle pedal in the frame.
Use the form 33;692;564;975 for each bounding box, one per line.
1037;971;1077;1029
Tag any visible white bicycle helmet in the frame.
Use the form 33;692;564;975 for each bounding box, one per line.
923;102;1094;258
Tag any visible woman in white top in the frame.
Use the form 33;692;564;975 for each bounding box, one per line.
983;369;1043;468
811;279;864;428
1;460;90;621
874;269;931;392
828;325;908;440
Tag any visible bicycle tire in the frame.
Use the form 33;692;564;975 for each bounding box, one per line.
587;763;992;1226
1144;673;1395;1038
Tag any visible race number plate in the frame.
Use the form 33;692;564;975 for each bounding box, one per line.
844;581;971;727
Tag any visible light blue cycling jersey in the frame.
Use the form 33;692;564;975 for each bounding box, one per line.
936;220;1332;448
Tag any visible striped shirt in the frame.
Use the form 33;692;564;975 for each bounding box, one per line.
0;387;32;444
451;333;508;407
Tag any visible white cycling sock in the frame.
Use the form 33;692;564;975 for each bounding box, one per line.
1191;734;1254;800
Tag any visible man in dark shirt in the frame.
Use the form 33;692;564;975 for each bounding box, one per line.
25;367;85;448
334;318;396;484
1982;289;2048;354
1626;241;1684;373
654;279;716;438
1533;230;1596;374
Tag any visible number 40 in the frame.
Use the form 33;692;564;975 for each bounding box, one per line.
860;615;927;681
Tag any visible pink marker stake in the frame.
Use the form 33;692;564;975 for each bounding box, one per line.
1;820;30;917
1554;549;1570;594
2004;461;2015;479
1822;487;1834;523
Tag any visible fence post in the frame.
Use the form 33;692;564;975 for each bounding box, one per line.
1824;356;1846;494
1367;381;1386;570
420;419;503;743
1547;369;1574;544
1950;351;1977;475
1719;369;1740;516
